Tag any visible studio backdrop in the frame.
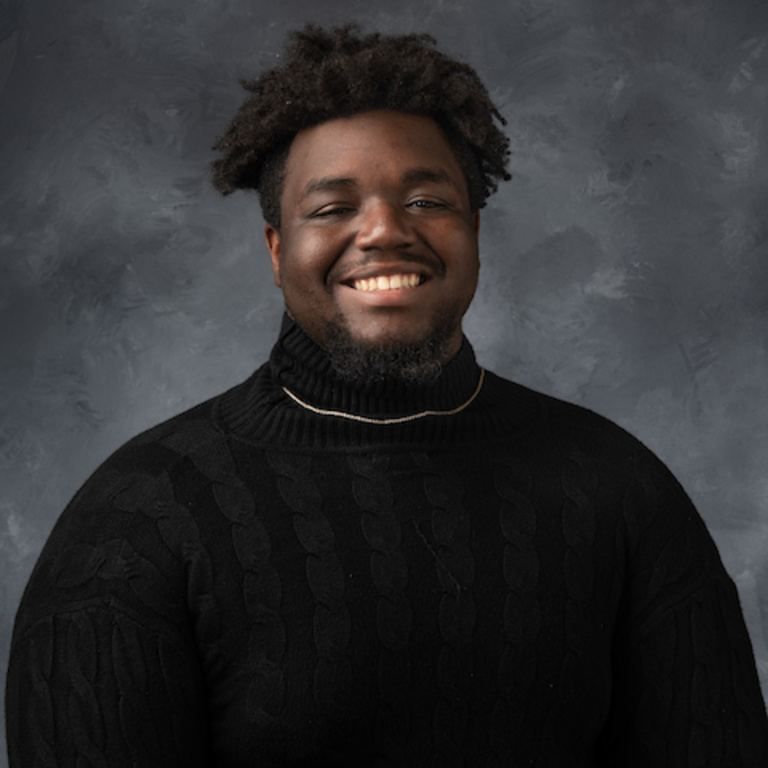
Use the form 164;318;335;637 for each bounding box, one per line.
1;0;768;761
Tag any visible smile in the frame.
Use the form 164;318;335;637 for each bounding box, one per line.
351;273;425;292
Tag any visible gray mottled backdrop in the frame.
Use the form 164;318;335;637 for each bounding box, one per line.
2;0;768;760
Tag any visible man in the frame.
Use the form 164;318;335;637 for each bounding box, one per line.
6;24;768;767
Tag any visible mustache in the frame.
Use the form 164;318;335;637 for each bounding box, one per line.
332;250;446;281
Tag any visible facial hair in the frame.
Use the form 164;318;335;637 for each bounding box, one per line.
323;309;460;384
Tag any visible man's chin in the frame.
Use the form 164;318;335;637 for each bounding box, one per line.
323;319;458;385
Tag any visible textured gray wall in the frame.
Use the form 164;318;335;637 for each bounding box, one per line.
2;0;768;760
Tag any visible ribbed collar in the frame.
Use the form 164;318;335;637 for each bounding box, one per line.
216;315;538;448
270;314;482;418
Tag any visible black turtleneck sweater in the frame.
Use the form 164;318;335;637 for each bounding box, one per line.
7;317;768;767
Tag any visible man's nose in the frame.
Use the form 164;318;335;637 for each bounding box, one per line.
354;201;415;251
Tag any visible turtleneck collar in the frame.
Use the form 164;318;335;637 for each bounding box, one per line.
215;314;539;448
270;314;482;419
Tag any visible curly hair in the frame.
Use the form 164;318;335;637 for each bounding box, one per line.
211;24;511;229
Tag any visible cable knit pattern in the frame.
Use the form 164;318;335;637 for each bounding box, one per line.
268;449;353;729
6;315;768;767
350;453;412;763
559;449;597;704
413;452;476;768
490;450;539;765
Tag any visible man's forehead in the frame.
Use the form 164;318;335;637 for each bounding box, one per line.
280;111;469;198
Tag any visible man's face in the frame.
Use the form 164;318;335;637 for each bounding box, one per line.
265;109;480;368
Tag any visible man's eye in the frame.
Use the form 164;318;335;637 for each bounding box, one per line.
407;199;445;209
313;205;354;217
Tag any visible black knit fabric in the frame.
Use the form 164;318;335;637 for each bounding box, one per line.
7;316;768;767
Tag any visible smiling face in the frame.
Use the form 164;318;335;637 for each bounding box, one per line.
265;110;480;371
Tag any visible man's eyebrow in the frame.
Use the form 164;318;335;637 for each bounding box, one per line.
300;177;357;200
401;168;454;187
299;168;456;200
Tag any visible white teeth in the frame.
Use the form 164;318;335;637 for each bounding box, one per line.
352;273;422;291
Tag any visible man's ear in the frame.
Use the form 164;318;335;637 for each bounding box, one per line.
264;224;282;287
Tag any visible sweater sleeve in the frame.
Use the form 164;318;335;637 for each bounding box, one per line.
6;602;211;768
596;458;768;767
6;445;215;768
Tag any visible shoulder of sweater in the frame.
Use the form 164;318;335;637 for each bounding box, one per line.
38;376;259;548
90;372;261;484
482;370;694;508
14;380;260;634
484;375;727;608
484;370;659;455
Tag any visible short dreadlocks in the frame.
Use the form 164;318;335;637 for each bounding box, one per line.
211;24;511;229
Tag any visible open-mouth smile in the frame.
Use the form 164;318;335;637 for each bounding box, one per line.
350;273;426;292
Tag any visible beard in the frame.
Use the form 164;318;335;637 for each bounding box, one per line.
322;309;460;385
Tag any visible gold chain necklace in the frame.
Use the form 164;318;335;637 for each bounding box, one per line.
281;367;485;426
